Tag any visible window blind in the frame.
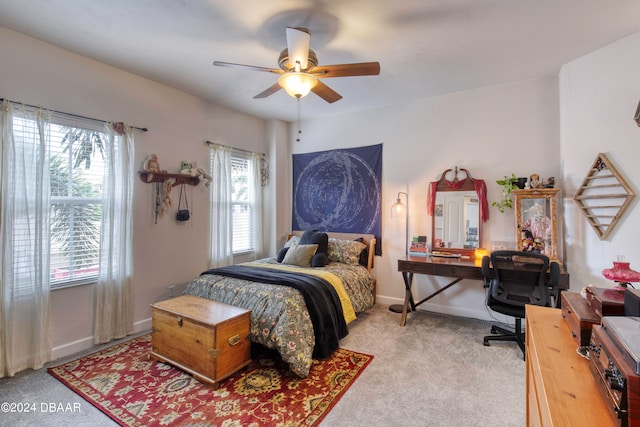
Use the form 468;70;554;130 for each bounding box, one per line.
231;156;254;254
10;111;107;289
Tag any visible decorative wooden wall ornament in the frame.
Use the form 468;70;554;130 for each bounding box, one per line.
573;153;635;240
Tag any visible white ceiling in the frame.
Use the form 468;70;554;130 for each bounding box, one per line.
1;0;640;122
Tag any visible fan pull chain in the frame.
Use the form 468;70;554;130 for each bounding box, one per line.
296;97;302;142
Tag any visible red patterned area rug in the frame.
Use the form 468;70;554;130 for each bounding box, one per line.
48;334;373;426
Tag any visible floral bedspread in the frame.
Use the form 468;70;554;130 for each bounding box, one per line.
183;258;374;377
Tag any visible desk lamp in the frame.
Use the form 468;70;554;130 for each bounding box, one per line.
602;256;640;290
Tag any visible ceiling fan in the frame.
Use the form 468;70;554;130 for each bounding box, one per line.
213;27;380;103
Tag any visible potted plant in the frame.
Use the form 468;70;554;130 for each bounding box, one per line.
492;174;518;213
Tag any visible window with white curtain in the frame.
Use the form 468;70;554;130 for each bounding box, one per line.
231;154;254;254
11;113;107;289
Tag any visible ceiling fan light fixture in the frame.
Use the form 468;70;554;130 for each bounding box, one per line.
278;72;318;98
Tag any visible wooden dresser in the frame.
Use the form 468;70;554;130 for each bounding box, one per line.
525;305;617;426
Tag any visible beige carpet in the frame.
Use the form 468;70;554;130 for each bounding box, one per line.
321;304;525;427
0;304;524;427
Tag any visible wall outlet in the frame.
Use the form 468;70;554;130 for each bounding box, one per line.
169;285;176;297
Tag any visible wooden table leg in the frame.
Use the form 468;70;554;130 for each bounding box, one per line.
400;271;414;326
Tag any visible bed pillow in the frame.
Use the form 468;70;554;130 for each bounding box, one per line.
284;235;300;248
355;237;370;267
311;252;329;267
276;235;301;262
299;230;330;267
281;244;318;268
276;247;289;263
328;238;367;265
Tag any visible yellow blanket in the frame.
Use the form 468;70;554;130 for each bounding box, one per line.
243;262;357;324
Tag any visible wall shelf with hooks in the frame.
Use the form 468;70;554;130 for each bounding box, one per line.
138;171;200;187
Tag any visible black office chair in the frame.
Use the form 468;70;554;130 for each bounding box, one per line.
481;250;560;357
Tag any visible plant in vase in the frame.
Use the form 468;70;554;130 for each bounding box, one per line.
492;174;518;213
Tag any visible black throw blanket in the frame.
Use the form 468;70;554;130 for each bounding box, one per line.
201;265;348;359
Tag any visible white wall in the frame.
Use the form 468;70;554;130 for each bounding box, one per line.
560;31;640;289
292;77;561;320
0;26;282;358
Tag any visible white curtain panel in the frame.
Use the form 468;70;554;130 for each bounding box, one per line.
209;144;233;268
93;123;135;344
250;152;264;260
0;100;52;377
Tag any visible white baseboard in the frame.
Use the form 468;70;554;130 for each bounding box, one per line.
134;317;152;333
51;317;152;361
51;336;94;361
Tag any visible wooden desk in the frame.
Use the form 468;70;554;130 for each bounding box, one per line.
396;256;570;326
525;305;616;426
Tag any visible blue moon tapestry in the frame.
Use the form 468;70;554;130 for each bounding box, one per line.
292;143;382;255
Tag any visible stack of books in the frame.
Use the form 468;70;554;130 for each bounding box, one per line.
409;236;428;256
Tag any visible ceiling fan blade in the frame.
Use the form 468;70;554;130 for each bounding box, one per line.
253;83;282;99
286;27;310;70
311;81;342;103
213;61;283;74
312;62;380;78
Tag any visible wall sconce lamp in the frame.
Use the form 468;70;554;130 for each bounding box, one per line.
278;61;318;98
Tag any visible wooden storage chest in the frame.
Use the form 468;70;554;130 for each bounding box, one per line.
560;291;600;346
150;295;251;388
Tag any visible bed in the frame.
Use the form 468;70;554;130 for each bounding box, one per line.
183;230;376;377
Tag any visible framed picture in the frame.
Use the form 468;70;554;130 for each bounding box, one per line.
513;188;562;263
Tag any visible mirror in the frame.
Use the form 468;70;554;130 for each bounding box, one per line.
433;192;480;249
429;168;486;256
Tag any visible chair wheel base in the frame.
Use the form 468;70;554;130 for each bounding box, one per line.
484;319;526;356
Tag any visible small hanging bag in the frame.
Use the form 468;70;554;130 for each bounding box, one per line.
176;184;190;221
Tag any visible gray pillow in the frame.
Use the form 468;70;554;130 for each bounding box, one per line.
281;244;318;268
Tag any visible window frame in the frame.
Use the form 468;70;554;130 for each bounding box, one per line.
47;114;107;289
230;153;256;256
